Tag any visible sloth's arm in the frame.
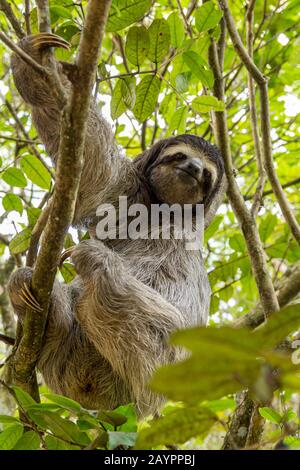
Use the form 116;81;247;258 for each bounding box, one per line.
11;34;136;224
71;239;185;411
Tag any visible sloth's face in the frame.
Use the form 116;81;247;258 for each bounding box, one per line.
149;143;217;205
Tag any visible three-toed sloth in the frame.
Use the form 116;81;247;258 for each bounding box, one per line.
8;34;226;417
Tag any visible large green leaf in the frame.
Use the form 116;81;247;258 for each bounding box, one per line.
183;51;214;87
133;75;161;122
20;154;51;190
2;193;23;215
195;1;223;33
125;26;149;66
2;167;27;188
148;19;171;63
27;409;90;446
13;431;40;450
0;424;24;450
135;407;216;449
111;79;127;120
169;107;188;135
9;228;32;254
43;393;82;412
107;0;151;32
167;12;185;48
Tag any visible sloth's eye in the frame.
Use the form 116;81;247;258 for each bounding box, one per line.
172;152;187;161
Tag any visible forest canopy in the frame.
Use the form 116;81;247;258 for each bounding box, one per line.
0;0;300;451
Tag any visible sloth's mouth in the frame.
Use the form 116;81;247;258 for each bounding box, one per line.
176;167;201;185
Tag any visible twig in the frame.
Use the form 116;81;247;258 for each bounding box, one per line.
0;333;15;346
0;0;25;39
24;0;31;35
26;198;53;267
11;0;112;400
246;0;266;217
176;0;193;37
219;0;300;245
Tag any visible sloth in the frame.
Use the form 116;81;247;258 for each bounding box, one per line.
8;34;226;416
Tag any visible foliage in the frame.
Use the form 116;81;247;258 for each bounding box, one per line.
0;0;300;451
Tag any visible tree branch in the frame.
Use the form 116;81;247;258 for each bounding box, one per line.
11;0;112;400
0;0;25;39
246;0;266;217
219;0;300;245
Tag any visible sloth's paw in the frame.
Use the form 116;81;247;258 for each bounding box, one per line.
26;33;70;51
8;268;42;314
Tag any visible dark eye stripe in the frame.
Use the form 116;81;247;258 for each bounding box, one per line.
162;152;187;163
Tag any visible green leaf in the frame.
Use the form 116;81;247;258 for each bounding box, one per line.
175;73;190;93
20;155;51;190
2;167;27;188
0;424;24;450
111;79;127;120
229;233;246;253
183;51;214;87
125;26;149;66
108;431;137;450
167;12;185;48
148;19;171;63
13;431;40;450
259;213;277;242
43;393;82;412
121;77;136;109
0;415;20;424
60;262;77;283
98;410;127;427
9;228;32;254
28;409;90;446
27;207;42;227
107;0;151;32
192;95;225;113
135;407;216;449
256;303;300;350
113;404;137;432
195;1;223;33
169;107;188;135
2;193;23;215
204;214;223;242
259;407;282;425
133;75;160;122
12;386;36;409
45;435;80;450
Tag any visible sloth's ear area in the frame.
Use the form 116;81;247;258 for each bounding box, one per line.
134;139;169;177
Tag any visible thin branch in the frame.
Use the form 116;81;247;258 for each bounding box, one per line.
26;199;53;267
36;0;51;32
0;333;15;346
219;0;300;245
246;0;266;217
176;0;193;37
0;0;25;39
11;0;112;400
24;0;31;35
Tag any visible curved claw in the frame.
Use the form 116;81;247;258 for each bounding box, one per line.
29;33;70;51
20;282;43;313
60;247;75;266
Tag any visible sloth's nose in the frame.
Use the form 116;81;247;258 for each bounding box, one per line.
177;159;203;179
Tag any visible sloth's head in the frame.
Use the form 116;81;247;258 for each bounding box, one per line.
134;135;226;220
